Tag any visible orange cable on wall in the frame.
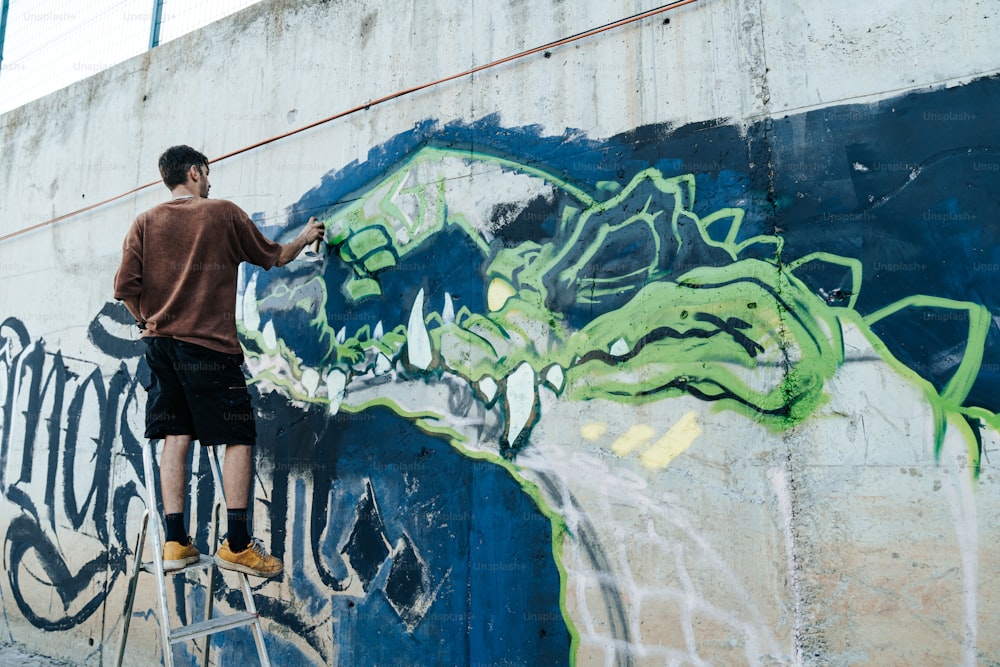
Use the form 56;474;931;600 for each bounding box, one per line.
0;0;699;244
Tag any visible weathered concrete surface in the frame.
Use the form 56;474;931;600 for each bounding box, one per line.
0;643;75;667
1;0;998;665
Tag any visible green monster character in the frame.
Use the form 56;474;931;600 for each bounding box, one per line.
240;145;989;470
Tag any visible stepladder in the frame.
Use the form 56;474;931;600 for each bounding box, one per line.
115;441;272;667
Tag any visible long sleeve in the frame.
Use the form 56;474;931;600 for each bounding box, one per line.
113;216;145;324
233;207;282;269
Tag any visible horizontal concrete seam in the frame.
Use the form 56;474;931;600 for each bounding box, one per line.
745;66;1000;123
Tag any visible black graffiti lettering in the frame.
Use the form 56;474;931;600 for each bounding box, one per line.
0;312;141;630
5;515;109;631
63;366;107;534
87;301;145;359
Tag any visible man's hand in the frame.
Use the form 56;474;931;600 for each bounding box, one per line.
300;217;326;244
277;217;326;266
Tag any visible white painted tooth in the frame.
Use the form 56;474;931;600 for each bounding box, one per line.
374;352;392;375
235;265;245;323
442;292;455;323
504;362;537;446
262;320;278;350
325;369;346;415
406;288;432;370
302;368;320;397
373;320;384;340
610;338;629;356
478;376;498;402
336;327;347;344
241;271;260;331
544;365;565;392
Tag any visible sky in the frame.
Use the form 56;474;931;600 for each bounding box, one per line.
0;0;260;113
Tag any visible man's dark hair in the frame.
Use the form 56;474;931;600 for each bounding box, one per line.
158;145;209;188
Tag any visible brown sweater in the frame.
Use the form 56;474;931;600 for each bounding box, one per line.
113;197;282;355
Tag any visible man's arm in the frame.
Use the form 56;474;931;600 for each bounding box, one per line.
113;219;145;327
275;217;326;266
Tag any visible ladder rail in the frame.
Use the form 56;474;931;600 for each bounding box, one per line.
114;441;274;667
141;440;175;667
202;499;221;667
240;571;272;667
114;510;148;667
205;446;273;667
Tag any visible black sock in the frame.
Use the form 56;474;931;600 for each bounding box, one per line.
165;513;187;544
227;508;250;552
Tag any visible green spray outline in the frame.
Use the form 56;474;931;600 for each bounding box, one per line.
240;148;991;663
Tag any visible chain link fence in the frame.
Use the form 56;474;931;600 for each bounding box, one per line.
0;0;261;114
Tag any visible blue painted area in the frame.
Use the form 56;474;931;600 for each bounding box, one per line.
248;397;571;666
469;464;568;664
770;74;1000;406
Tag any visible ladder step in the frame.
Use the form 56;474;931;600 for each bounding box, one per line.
141;554;216;575
168;611;259;643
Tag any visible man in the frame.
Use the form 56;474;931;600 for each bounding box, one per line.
113;145;325;576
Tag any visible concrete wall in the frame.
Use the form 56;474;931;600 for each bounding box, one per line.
1;0;998;664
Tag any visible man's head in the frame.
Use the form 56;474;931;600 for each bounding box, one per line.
158;145;210;196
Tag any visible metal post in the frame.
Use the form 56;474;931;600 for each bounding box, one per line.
148;0;164;48
0;0;11;75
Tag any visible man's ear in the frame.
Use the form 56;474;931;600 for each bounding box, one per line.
188;164;202;182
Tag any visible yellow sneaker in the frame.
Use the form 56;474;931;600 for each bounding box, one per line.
214;538;283;578
162;539;200;571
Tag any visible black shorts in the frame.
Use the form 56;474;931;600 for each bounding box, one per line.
143;337;256;446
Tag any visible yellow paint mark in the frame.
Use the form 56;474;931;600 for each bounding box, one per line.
611;424;655;457
639;411;701;470
580;422;607;441
487;277;516;311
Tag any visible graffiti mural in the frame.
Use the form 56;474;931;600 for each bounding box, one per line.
238;73;997;663
0;74;998;664
0;307;571;665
